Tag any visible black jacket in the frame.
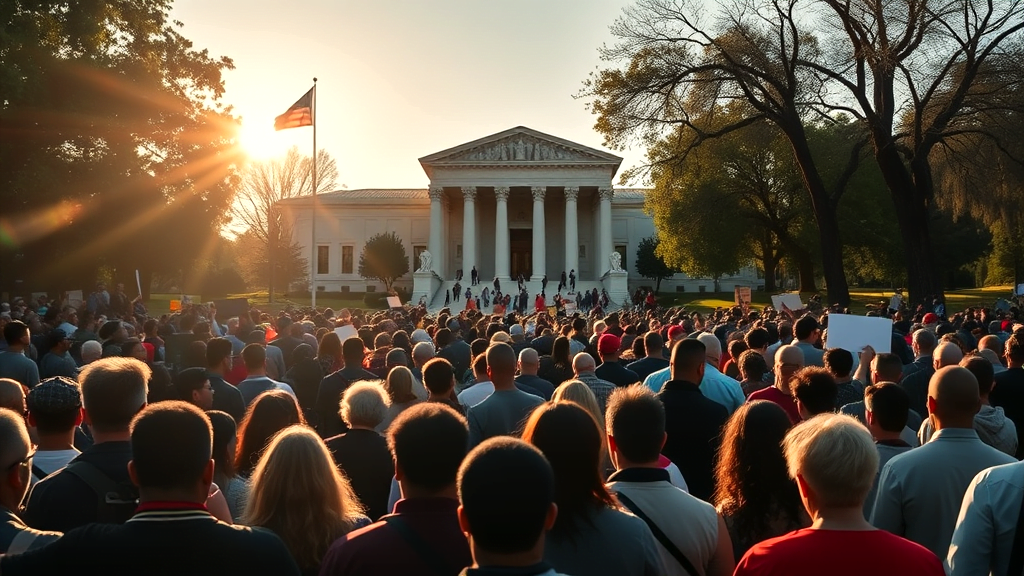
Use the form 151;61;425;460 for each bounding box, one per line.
658;380;728;502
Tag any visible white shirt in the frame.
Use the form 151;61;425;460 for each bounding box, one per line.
947;461;1024;576
457;381;494;408
30;448;80;483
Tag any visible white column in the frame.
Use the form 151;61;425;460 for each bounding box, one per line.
494;186;510;280
461;186;477;281
428;186;444;277
531;186;546;282
598;187;614;277
564;186;579;281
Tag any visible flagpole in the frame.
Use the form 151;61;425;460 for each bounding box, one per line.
310;78;318;310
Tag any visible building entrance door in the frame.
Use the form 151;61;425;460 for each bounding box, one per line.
509;229;532;279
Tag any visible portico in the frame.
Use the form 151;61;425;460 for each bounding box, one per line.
419;126;622;283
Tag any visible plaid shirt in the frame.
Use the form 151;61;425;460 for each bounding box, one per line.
575;372;615;414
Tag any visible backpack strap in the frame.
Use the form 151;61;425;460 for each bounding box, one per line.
65;460;138;517
616;491;699;576
1007;484;1024;576
6;530;40;555
384;515;455;576
31;464;48;481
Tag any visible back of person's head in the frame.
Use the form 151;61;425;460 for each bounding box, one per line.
81;340;103;363
206;337;232;369
783;413;878;508
521;401;615;538
714;401;798;517
3;320;28;345
374;332;392;350
340;381;390;428
242;343;266;372
470;338;489;358
696;333;722;362
342;336;365;366
1006;334;1024;365
385;366;417;404
26;376;82;435
670;338;706;380
928;366;981;423
235;390;305;476
0;407;31;496
737;349;768;382
388;403;468;493
130;401;212;492
791;367;838;417
794;316;820;341
552;336;571;366
435;327;453;348
864;382;910;433
245;425;364;570
727;339;748;362
823;348;853;379
422;357;455;395
552;380;604;429
745;328;770;350
913;328;937;354
173;367;209;403
934;341;965;369
486;342;516;381
458;438;555;555
961;355;996;396
206;410;237;477
571;352;597;375
181;340;207;369
871;353;903;384
412;341;434;365
605;385;665;465
0;379;24;413
80;357;150;433
642;331;664;357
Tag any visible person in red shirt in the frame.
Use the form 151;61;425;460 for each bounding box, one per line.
747;345;803;423
734;413;944;576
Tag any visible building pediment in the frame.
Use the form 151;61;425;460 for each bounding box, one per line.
419;126;622;178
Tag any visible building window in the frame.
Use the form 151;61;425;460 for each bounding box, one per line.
341;246;354;274
615;245;627;271
579;244;586;259
456;244;463;259
317;246;329;275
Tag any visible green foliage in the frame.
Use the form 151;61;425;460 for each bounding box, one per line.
358;232;409;292
985;220;1024;285
635;236;676;293
234;230;308;291
0;0;239;296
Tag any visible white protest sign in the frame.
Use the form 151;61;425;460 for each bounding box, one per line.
826;314;892;354
135;269;143;296
386;296;402;308
66;290;84;308
771;293;803;311
334;324;358;342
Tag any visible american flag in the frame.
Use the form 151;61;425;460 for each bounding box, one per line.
274;88;314;131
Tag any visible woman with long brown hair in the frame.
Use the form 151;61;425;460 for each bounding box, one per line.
538;335;574;388
713;400;809;561
522;402;663;575
244;425;368;575
234;390;306;478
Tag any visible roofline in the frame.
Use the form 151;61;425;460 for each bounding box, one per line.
418;126;624;167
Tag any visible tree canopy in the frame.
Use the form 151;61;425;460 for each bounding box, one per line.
358;232;409;293
635;236;676;293
583;0;1024;306
0;0;240;296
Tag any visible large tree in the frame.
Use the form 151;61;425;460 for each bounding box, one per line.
635;236;677;293
583;0;1023;306
0;0;241;298
358;232;409;293
230;146;338;299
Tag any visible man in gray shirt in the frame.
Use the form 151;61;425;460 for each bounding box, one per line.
870;366;1016;558
467;343;543;447
237;343;296;407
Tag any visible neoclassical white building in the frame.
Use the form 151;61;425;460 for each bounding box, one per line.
279;126;759;308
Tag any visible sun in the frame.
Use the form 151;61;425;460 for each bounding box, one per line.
238;118;290;160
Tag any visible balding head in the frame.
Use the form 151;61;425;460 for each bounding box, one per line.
933;341;964;370
912;329;937;357
485;343;517;388
774;345;805;393
81;340;103;364
412;341;435;367
0;407;31;508
573;352;597;376
977;335;1001;355
0;379;26;414
927;366;981;427
518;348;540;376
696;333;722;364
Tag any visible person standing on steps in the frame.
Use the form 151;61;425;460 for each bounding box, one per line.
472;266;479;286
569;270;576;292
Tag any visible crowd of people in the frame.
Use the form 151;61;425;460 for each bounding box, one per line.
0;286;1022;575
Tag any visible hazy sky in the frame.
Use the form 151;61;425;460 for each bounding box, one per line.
171;0;650;190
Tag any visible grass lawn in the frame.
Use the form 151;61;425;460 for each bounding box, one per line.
655;285;1016;314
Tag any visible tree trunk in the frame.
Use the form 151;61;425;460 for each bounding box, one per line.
795;251;817;294
784;122;850;306
655;277;662;294
758;231;779;293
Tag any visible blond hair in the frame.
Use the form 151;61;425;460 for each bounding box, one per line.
339;381;390;428
384;366;417;404
552;380;606;455
783;413;878;508
244;425;365;570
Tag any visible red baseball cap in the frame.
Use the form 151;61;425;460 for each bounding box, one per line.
598;333;622;355
667;325;685;340
923;312;938;324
